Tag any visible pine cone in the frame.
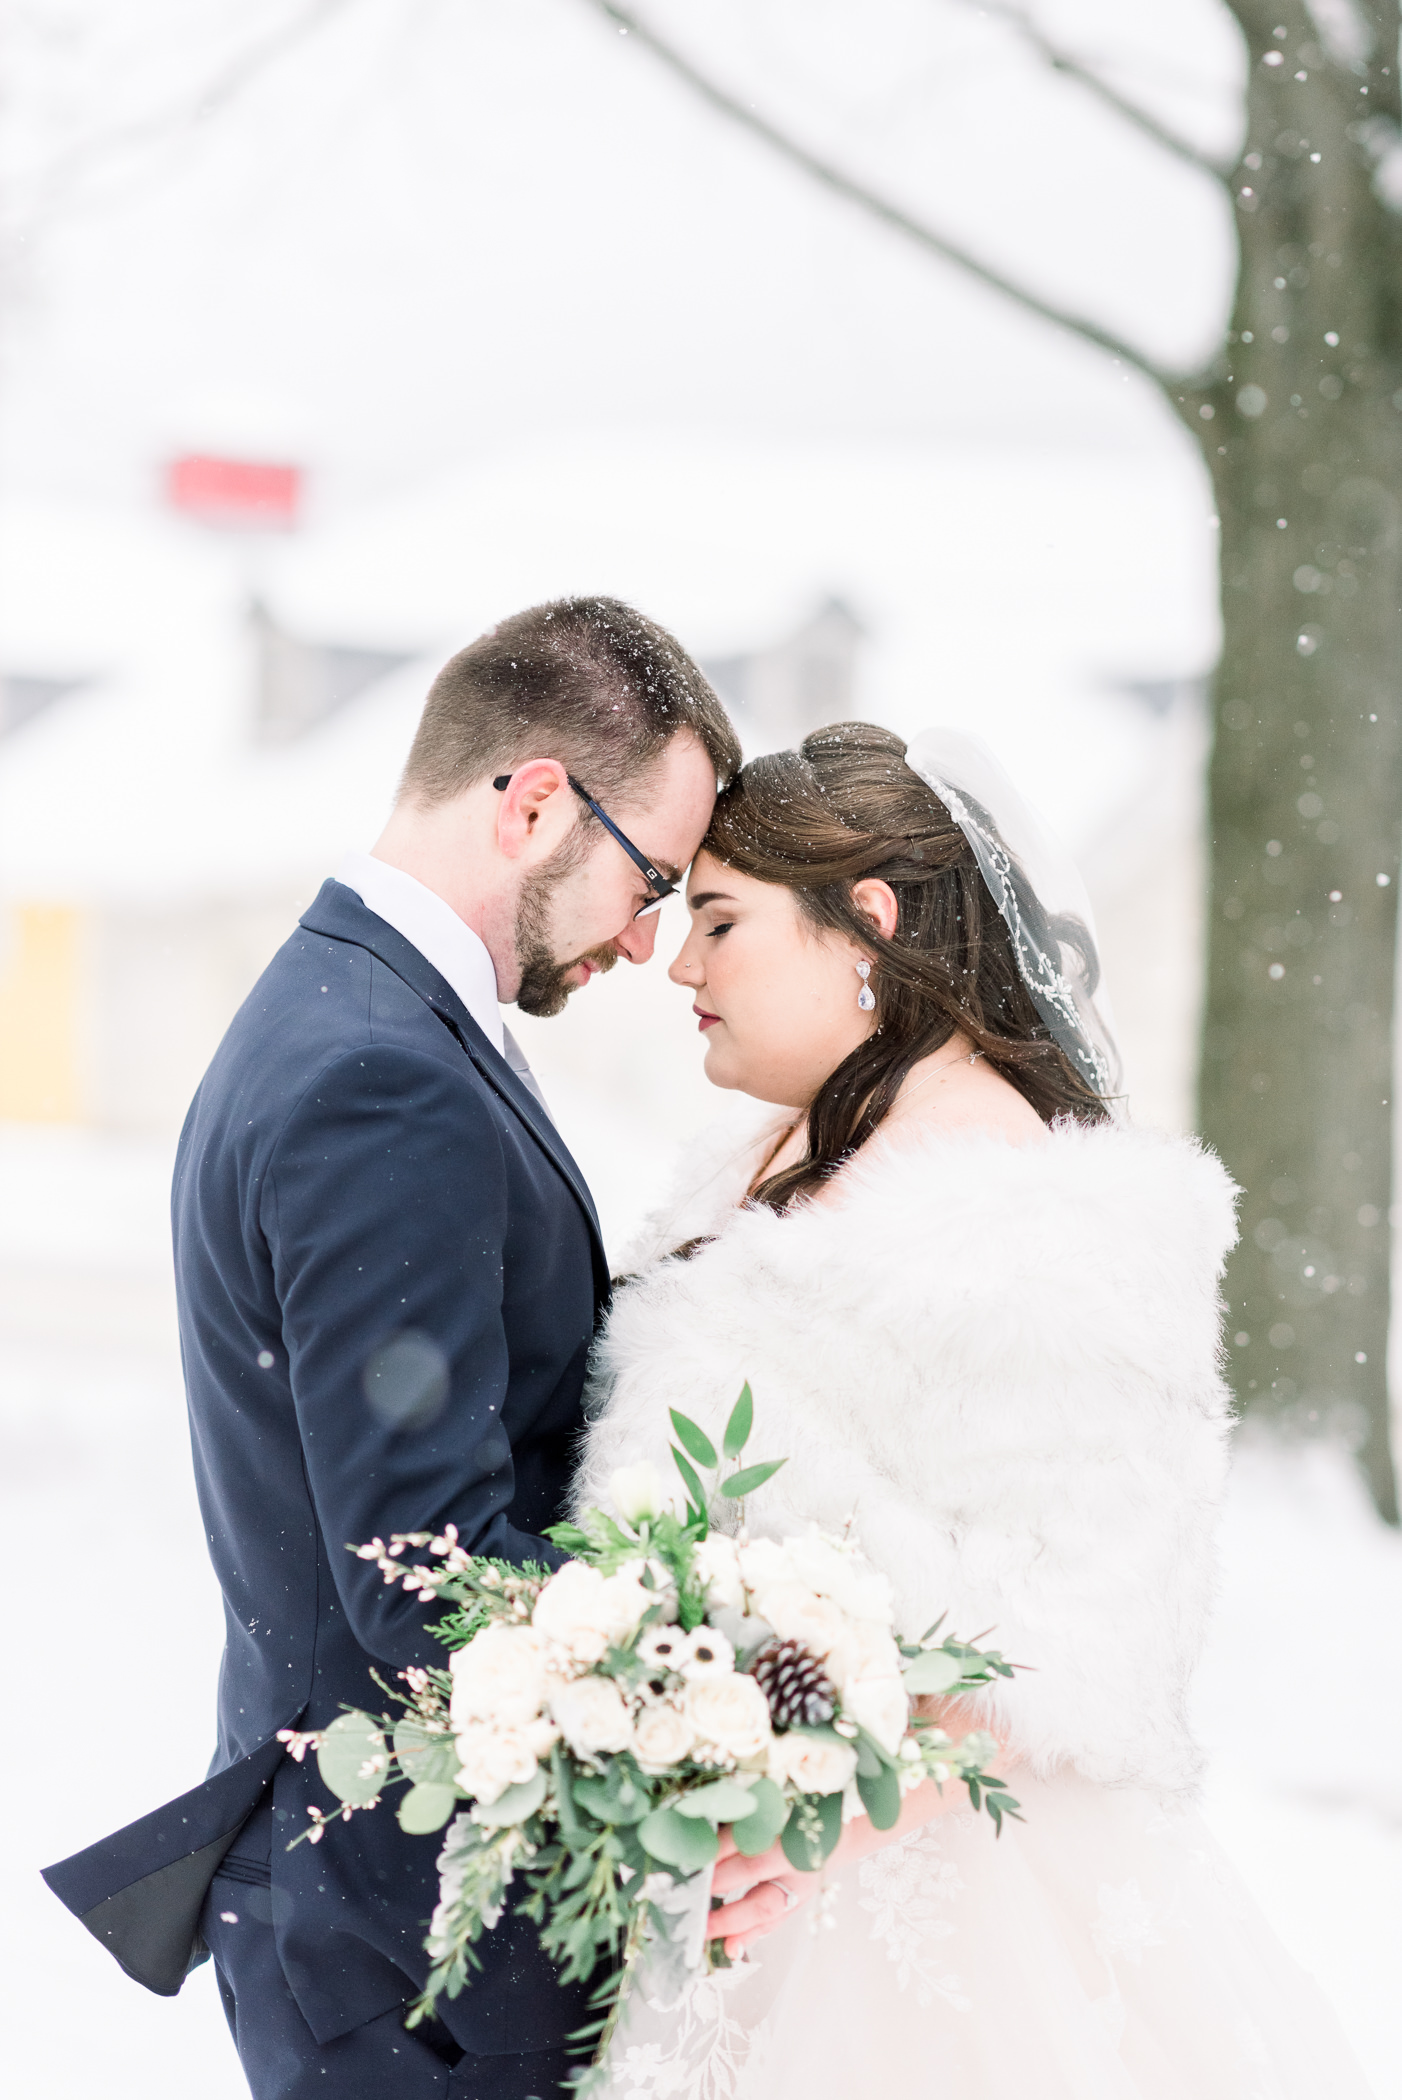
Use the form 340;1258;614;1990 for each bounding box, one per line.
751;1638;837;1731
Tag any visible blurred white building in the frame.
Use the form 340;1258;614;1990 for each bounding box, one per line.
0;433;1213;1173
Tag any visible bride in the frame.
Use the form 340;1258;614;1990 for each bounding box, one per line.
573;721;1374;2099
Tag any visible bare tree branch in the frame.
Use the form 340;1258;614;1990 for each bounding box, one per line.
971;0;1232;180
584;0;1176;392
15;0;358;238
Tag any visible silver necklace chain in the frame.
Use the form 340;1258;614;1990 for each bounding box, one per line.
896;1044;983;1105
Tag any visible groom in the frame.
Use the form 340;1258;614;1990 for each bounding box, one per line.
42;598;739;2099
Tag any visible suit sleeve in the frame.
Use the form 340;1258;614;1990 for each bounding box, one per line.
264;1042;569;1669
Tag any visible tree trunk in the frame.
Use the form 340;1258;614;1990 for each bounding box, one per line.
582;0;1402;1514
1198;4;1402;1519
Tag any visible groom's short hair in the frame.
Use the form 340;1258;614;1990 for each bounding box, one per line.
399;596;740;806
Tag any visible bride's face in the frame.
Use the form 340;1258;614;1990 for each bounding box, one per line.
668;852;877;1107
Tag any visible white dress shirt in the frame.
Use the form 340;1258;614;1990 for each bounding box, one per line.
335;851;505;1056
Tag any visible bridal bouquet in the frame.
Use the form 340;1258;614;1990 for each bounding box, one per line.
280;1388;1019;2081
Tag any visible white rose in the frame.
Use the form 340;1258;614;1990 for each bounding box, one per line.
693;1534;745;1611
686;1671;773;1761
738;1537;797;1606
632;1700;697;1772
550;1674;635;1758
767;1730;859;1796
842;1669;909;1755
449;1624;548;1729
599;1571;657;1639
783;1530;894;1625
455;1718;555;1806
616;1557;679;1623
609;1461;684;1526
757;1585;852;1669
533;1562;653;1664
842;1620;904;1681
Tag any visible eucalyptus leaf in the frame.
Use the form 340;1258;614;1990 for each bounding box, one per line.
317;1711;389;1807
854;1733;885;1780
639;1805;720;1873
730;1776;789;1858
472;1767;548;1826
901;1647;966;1696
780;1791;843;1873
719;1458;787;1501
854;1725;899;1774
670;1409;718;1471
574;1766;650;1825
393;1717;459;1789
673;1777;757;1823
855;1762;902;1831
722;1384;753;1461
397;1781;458;1834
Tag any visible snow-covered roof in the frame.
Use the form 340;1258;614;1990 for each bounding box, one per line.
0;432;1217;907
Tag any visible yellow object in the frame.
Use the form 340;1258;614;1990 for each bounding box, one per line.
0;903;84;1121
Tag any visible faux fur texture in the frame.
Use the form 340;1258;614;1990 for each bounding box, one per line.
577;1116;1240;1800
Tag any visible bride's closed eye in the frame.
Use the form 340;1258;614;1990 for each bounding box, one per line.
705;922;735;939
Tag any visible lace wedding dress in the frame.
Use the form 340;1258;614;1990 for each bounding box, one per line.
603;1770;1371;2099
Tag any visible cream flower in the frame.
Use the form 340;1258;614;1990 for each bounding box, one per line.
533;1561;654;1665
635;1624;694;1675
449;1623;548;1729
738;1537;797;1604
767;1730;859;1797
754;1585;851;1671
783;1530;895;1625
550;1674;635;1759
632;1699;697;1772
454;1717;557;1806
692;1533;745;1611
685;1671;773;1761
609;1461;685;1526
842;1668;909;1755
681;1626;735;1681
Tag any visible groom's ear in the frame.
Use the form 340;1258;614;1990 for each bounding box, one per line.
493;761;575;862
850;878;900;942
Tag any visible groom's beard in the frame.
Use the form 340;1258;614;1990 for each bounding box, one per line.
513;854;619;1019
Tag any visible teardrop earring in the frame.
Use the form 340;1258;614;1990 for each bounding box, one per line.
855;960;876;1012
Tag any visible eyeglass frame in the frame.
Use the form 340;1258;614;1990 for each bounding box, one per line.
492;771;679;919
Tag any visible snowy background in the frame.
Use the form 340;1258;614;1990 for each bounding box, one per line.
1;1;1399;2092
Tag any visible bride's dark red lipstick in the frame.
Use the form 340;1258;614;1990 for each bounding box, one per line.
693;1006;719;1031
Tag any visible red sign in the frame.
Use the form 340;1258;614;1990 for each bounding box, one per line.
166;454;302;528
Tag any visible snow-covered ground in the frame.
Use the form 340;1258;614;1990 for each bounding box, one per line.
3;1124;1400;2098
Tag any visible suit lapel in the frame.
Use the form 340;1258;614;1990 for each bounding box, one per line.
300;881;606;1260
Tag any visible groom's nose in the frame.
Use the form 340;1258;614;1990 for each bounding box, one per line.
613;912;661;966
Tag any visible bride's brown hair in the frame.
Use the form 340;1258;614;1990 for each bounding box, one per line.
703;721;1111;1213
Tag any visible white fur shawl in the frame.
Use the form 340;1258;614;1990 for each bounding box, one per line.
576;1115;1239;1800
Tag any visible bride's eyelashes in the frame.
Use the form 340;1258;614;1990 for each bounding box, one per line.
705;922;735;939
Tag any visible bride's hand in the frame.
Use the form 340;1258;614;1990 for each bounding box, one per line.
706;1739;1011;1959
707;1828;810;1957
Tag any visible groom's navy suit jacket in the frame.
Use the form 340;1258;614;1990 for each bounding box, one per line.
42;880;609;2055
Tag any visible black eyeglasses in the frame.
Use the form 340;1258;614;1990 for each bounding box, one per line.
493;773;679;919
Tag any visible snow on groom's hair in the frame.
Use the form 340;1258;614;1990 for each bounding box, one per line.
398;595;741;807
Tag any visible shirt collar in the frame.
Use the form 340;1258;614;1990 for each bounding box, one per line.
335;851;505;1056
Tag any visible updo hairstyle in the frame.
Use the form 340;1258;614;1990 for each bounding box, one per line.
702;720;1111;1212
